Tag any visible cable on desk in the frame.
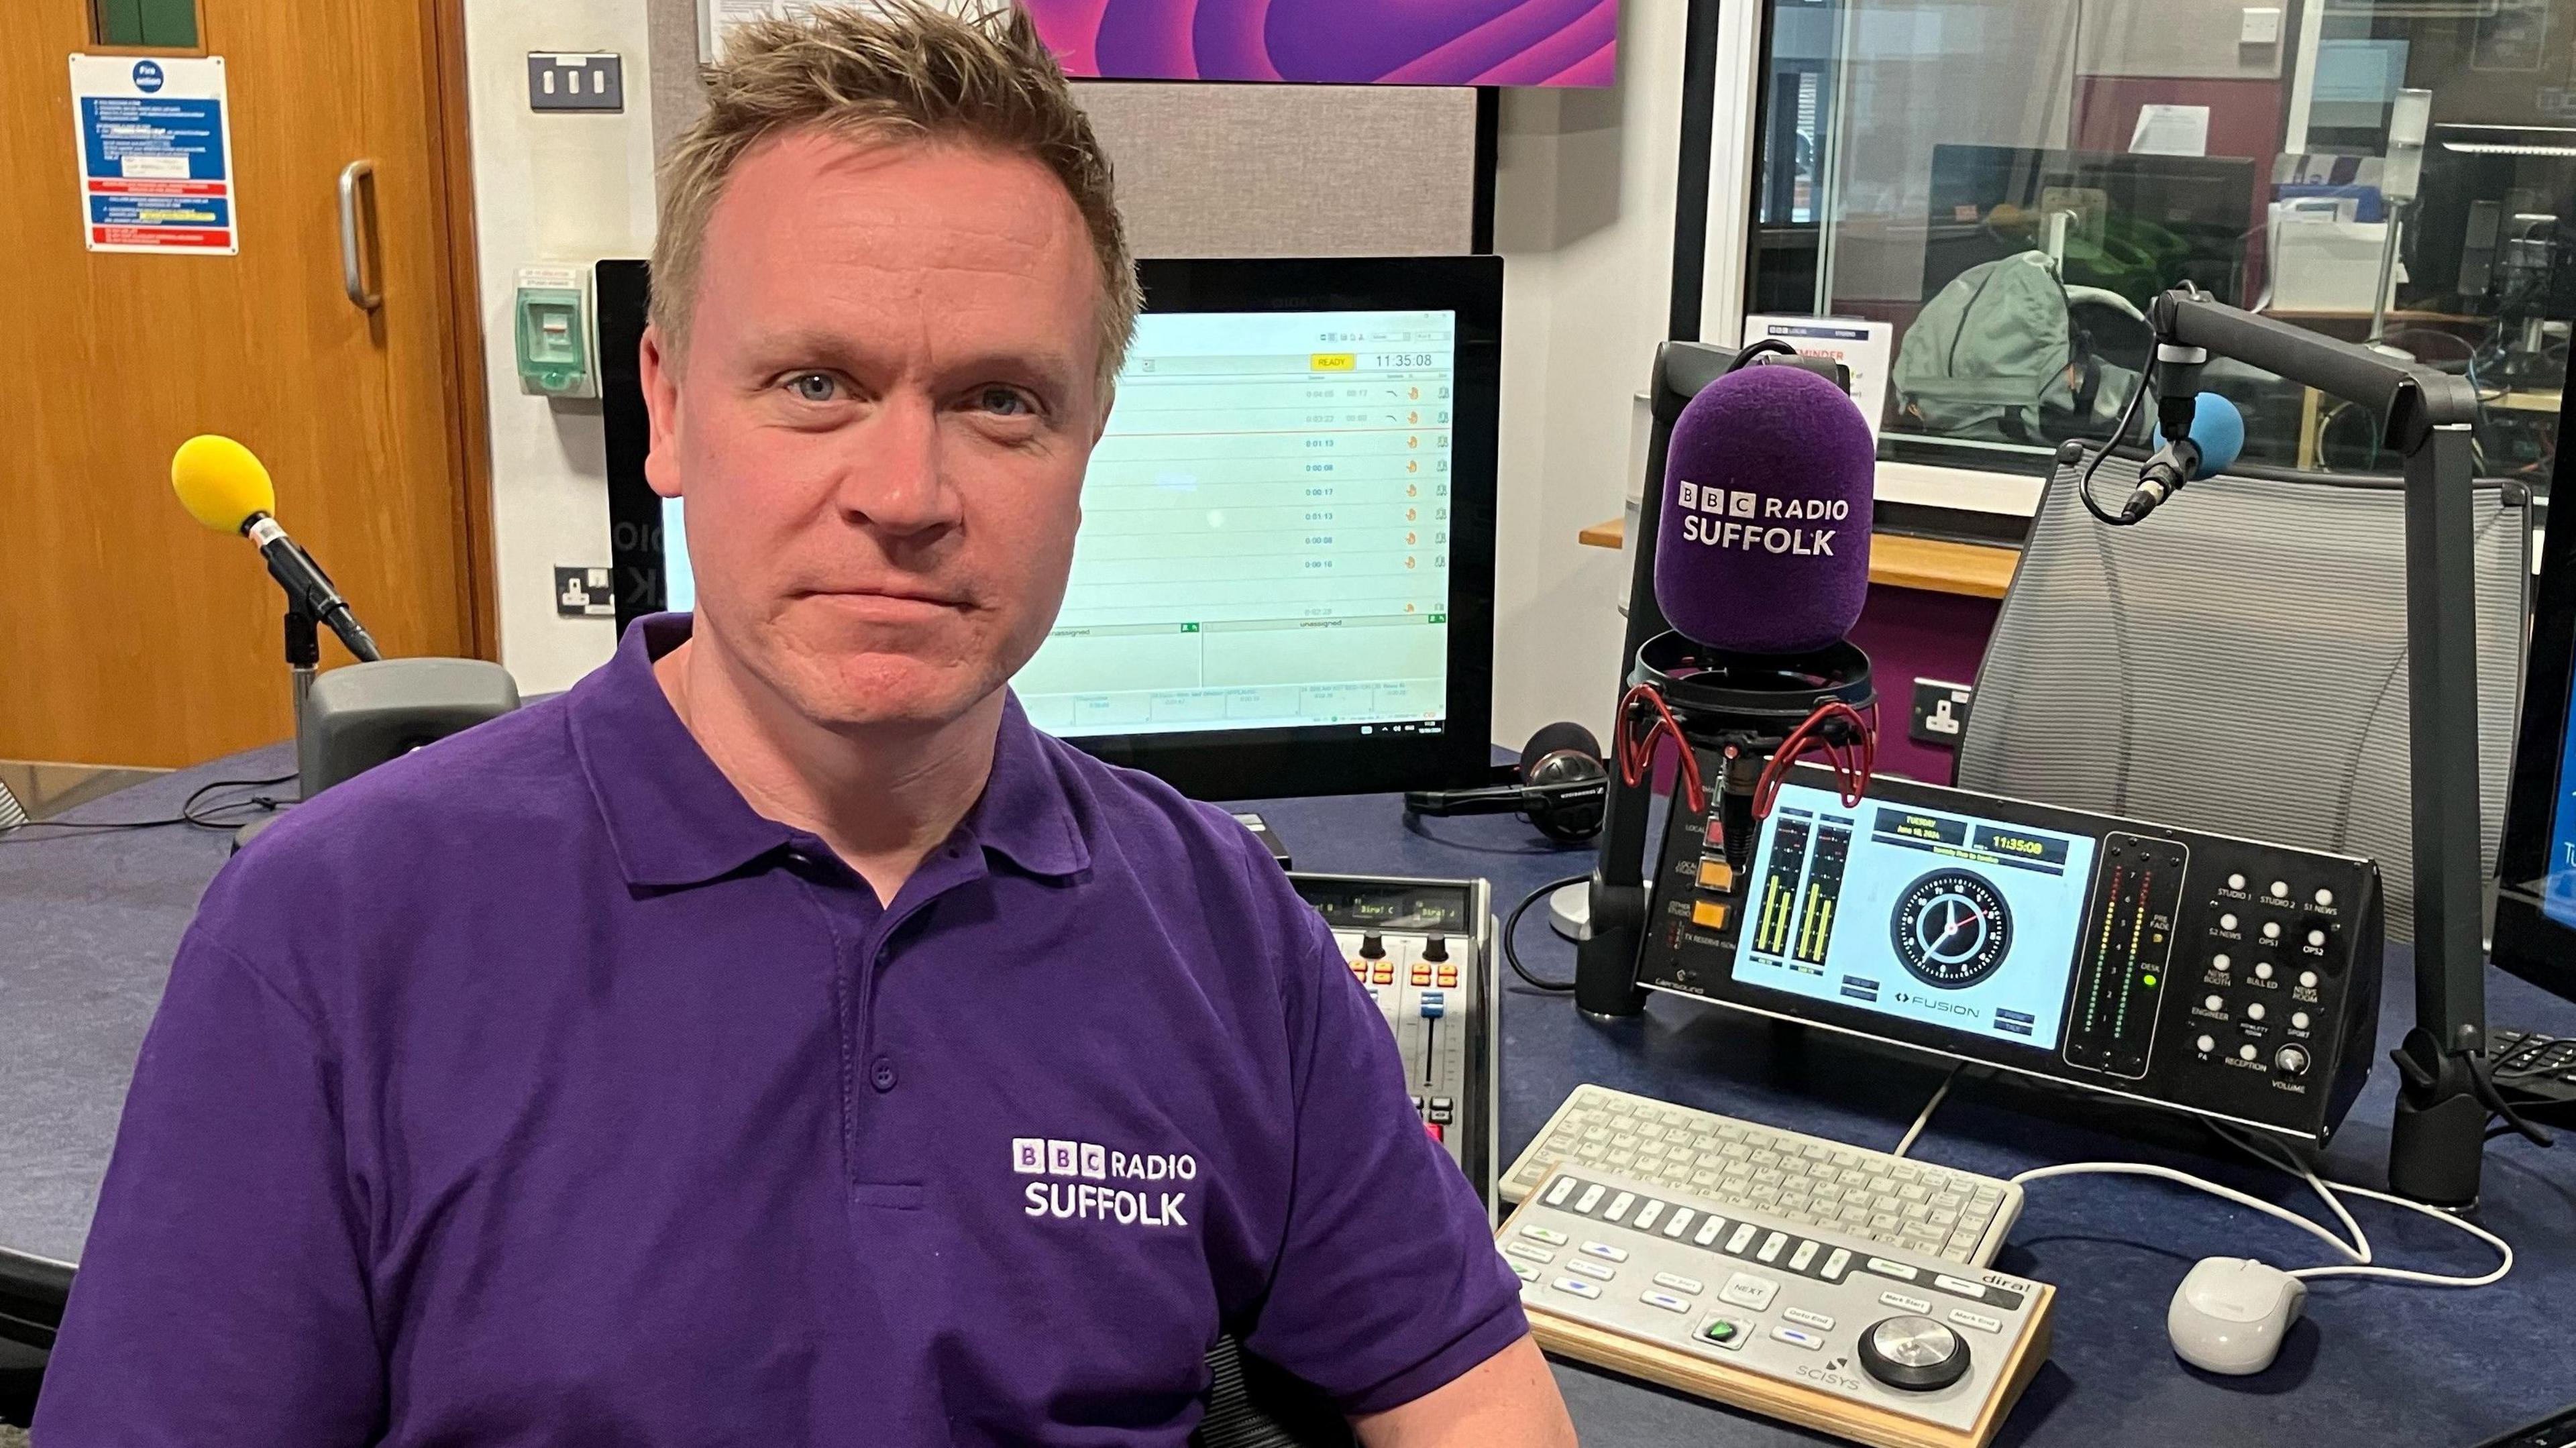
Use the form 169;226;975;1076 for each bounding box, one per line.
1504;873;1589;993
1891;1062;1964;1158
2006;1131;2513;1292
2208;1123;2514;1290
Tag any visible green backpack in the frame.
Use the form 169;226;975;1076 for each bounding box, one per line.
1894;250;2074;442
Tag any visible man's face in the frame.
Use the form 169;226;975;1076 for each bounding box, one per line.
640;129;1109;732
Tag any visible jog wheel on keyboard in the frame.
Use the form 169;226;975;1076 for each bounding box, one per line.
1858;1315;1970;1392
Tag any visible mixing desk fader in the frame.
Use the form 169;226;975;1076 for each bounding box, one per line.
1290;872;1499;1213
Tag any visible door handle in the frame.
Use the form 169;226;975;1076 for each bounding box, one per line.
338;160;382;312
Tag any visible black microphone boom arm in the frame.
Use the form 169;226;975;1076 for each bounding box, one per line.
2147;289;2490;1206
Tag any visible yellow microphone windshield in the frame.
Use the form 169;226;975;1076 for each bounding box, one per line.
171;435;276;533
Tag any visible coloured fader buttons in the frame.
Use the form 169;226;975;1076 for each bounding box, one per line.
1697;858;1735;891
1692;901;1729;929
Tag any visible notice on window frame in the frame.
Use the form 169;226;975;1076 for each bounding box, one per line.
68;54;238;256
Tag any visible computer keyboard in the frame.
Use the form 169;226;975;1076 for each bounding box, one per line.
1502;1085;2024;1267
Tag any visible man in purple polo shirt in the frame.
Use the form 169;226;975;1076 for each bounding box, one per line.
35;5;1574;1445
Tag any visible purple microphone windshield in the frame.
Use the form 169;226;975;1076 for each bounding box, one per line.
1652;361;1874;655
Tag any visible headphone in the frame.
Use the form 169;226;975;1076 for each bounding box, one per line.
1402;722;1609;843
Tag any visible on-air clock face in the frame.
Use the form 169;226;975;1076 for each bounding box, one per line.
1889;869;2015;988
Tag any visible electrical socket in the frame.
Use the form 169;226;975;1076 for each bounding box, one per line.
528;52;623;113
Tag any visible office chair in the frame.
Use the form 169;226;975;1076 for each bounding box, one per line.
1957;447;2531;944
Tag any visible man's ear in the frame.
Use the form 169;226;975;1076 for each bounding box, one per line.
640;325;685;501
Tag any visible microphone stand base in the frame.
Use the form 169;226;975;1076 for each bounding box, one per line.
1547;881;1592;942
2389;1074;2487;1209
231;808;291;854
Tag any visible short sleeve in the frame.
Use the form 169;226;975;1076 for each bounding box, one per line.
34;930;384;1446
1230;838;1529;1414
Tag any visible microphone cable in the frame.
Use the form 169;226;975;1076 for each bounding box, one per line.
1503;872;1591;993
2076;368;2155;528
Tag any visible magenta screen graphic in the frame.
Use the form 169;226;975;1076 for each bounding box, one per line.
1024;0;1616;87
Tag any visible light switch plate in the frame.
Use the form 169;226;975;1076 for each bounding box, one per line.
2239;6;2282;44
529;52;623;112
556;566;616;618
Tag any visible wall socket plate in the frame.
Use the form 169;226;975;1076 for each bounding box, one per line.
528;52;623;112
556;566;616;618
1909;678;1974;748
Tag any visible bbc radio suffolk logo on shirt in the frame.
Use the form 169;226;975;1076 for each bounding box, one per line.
1012;1137;1195;1229
1673;480;1845;555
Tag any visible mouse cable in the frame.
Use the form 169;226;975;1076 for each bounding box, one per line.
1503;873;1589;993
2208;1122;2514;1290
2008;1143;2512;1290
1890;1062;1966;1159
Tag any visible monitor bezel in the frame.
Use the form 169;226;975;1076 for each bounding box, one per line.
596;254;1501;800
2494;384;2576;995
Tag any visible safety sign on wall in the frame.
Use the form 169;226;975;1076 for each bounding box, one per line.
68;54;239;255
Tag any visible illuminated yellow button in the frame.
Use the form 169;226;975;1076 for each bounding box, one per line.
1372;966;1395;985
1311;353;1356;371
1410;966;1432;986
1437;968;1459;987
1691;901;1730;929
1697;858;1735;891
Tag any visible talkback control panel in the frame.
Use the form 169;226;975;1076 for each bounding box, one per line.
1292;872;1499;1211
1637;768;2385;1143
1505;1167;2054;1448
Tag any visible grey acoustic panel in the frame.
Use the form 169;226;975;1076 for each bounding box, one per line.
1956;453;2530;944
640;0;1478;257
1077;82;1476;257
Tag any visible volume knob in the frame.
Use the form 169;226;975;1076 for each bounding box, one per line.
2275;1044;2310;1076
1858;1315;1970;1392
1358;932;1387;960
1421;932;1450;963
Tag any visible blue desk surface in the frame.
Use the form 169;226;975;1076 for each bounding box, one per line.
7;746;2576;1444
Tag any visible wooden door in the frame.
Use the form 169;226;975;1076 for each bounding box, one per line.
0;0;490;768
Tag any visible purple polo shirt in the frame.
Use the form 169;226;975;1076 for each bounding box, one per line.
38;615;1524;1446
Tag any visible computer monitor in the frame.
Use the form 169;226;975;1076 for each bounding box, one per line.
1922;143;2254;307
597;254;1501;800
2495;402;2576;992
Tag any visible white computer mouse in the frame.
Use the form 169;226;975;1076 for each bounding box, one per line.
2167;1256;2308;1375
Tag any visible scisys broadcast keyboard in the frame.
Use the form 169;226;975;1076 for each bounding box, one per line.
1503;1166;2055;1448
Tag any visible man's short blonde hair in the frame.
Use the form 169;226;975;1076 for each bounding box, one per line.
651;1;1141;385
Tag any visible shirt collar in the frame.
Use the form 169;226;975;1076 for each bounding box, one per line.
569;613;1090;889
